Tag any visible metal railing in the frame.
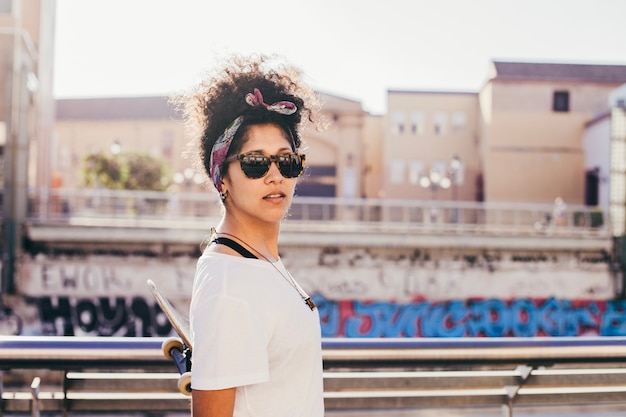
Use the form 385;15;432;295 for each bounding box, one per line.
4;336;626;368
18;188;611;238
2;336;626;416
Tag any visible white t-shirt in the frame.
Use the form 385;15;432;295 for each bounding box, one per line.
189;251;324;417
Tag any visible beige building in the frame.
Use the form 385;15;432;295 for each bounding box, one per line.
54;93;370;199
480;61;626;204
2;2;625;211
54;60;626;207
1;0;56;290
298;93;366;198
379;61;626;205
0;0;56;190
383;90;480;202
54;97;189;190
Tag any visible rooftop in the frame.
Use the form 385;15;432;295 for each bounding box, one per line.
56;96;181;120
492;60;626;83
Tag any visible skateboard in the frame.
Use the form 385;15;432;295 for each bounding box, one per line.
147;279;193;396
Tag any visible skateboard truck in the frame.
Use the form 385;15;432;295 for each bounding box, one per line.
162;337;192;395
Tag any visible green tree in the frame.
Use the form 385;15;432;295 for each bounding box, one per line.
82;152;169;191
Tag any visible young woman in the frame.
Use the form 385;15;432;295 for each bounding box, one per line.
178;55;324;417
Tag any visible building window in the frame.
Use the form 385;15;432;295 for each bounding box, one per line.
161;130;173;158
390;159;405;184
553;91;570;112
451;112;466;134
432;160;448;177
410;112;425;135
392;111;406;135
433;112;447;135
408;160;425;185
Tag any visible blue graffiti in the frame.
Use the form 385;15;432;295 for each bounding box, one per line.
312;294;625;337
601;301;626;336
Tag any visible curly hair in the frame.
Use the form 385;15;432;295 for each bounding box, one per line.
174;54;322;188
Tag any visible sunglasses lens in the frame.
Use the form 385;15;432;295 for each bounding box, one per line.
240;154;271;179
237;153;305;179
278;154;304;178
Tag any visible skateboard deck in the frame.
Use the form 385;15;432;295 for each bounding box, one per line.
147;279;193;395
147;279;192;349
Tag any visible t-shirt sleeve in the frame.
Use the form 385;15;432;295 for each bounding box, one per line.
190;288;269;390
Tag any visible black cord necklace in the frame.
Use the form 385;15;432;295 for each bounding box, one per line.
211;228;317;311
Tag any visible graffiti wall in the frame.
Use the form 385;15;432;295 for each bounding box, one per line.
12;255;195;336
314;295;626;337
30;295;171;337
3;248;619;337
14;294;626;338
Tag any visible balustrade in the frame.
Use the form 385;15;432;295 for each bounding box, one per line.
15;188;610;239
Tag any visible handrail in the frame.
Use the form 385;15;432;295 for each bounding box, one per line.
0;336;165;368
2;336;626;368
322;337;626;366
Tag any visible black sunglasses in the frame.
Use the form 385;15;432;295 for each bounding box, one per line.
227;151;306;179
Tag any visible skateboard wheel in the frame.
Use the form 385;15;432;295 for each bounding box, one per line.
178;371;192;396
162;337;184;360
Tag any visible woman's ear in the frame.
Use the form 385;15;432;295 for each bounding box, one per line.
220;176;229;191
219;179;229;202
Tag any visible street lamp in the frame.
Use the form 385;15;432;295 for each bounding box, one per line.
449;155;463;222
173;168;204;190
110;140;122;156
419;156;463;223
419;167;451;224
172;168;205;217
449;155;462;202
419;168;451;200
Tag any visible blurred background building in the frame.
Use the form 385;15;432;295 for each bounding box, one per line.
3;1;626;211
0;0;55;293
52;61;626;208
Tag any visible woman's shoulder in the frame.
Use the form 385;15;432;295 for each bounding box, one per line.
192;252;272;305
195;251;269;281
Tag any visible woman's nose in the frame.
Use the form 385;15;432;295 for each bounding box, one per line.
264;160;283;182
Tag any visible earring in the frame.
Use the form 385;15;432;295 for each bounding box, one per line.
220;190;229;201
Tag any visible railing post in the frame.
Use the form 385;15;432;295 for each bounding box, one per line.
503;385;519;417
0;371;4;417
501;403;513;417
30;377;40;417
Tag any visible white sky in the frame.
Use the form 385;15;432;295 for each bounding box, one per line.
53;0;626;115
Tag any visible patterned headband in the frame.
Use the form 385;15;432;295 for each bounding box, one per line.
209;88;298;194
